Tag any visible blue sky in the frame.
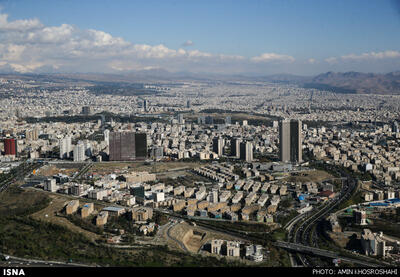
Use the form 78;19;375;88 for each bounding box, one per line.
0;0;399;75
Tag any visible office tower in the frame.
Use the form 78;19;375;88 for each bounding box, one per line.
186;100;191;108
151;146;164;160
143;100;149;112
279;119;302;163
242;120;248;126
178;114;185;125
3;138;17;156
103;129;110;145
205;116;214;125
109;132;147;161
100;114;105;126
25;129;39;140
73;141;86;162
230;138;241;158
81;106;91;115
212;137;224;156
240;141;253;162
225;116;231;125
198;116;205;124
392;121;399;133
83;140;92;157
59;136;72;159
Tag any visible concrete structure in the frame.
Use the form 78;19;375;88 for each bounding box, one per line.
102;206;125;217
73;141;86;162
211;239;224;255
81;203;94;218
230;138;241;158
65;200;79;215
227;241;241;257
3;138;17;156
96;211;108;226
245;244;263;262
109;132;147;161
44;178;58;192
361;229;386;257
240;141;253;162
59;136;72;159
279;119;302;163
131;206;153;221
212;137;224;156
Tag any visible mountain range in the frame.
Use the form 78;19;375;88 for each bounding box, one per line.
1;70;400;94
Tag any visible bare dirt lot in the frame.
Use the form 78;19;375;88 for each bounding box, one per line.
284;170;334;183
36;164;80;177
167;222;243;253
90;161;204;175
30;193;101;242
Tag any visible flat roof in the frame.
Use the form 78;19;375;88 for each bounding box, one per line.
103;206;125;212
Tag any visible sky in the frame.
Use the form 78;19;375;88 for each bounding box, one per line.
0;0;399;75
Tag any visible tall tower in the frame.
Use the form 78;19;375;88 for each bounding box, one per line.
109;132;147;161
212;137;224;156
230;138;241;158
240;141;253;162
73;141;86;162
279;119;302;163
4;138;17;156
59;136;72;159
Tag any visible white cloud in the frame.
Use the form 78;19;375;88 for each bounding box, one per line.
341;50;400;61
308;58;317;64
0;13;43;32
182;40;194;47
325;57;338;64
250;53;295;63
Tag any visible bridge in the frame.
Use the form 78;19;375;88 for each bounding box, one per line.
274;241;384;267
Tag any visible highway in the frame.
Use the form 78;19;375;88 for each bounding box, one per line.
0;253;93;267
274;241;380;267
0;161;41;193
286;165;362;266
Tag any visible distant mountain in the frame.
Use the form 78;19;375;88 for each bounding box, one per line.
2;70;400;94
305;71;400;94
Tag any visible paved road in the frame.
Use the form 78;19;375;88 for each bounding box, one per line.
275;241;381;267
0;253;93;267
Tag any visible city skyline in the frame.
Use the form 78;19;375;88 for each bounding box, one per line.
0;0;399;75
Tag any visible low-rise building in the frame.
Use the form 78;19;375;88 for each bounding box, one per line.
66;200;79;215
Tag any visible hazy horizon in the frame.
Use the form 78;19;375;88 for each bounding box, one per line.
0;0;399;75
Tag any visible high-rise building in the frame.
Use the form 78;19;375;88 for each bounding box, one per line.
3;138;17;156
198;116;205;124
25;129;39;140
103;129;110;145
392;121;399;133
212;137;224;156
178;114;185;125
151;146;164;160
59;136;72;159
83;140;92;157
225;116;231;125
143;100;149;112
81;106;91;115
279;119;302;163
109;132;147;161
230;138;241;158
73;142;86;162
240;141;253;162
205;116;214;125
186;100;191;108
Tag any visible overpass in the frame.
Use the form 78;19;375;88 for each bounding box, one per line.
274;241;384;267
